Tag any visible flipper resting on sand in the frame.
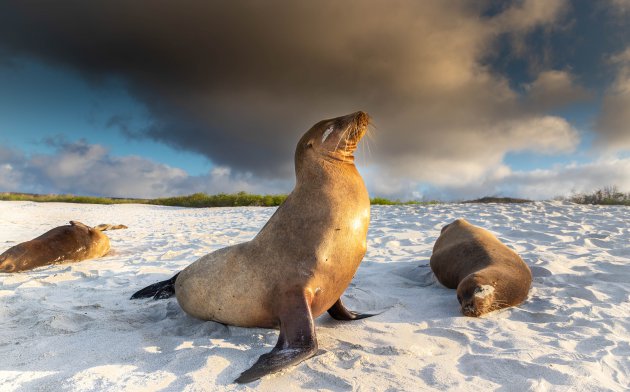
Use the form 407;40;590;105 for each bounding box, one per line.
235;292;318;383
93;224;128;231
235;296;374;383
327;298;376;321
130;273;179;300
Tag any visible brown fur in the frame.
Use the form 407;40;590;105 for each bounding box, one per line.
175;111;371;327
430;219;532;317
0;221;111;272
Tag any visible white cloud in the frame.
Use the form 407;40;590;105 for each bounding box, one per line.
374;114;580;189
0;141;291;198
2;140;628;202
423;158;630;201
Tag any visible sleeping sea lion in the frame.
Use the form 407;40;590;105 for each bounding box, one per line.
0;221;126;272
430;218;532;317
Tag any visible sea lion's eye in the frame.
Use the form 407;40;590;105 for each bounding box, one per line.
457;295;462;304
306;141;314;148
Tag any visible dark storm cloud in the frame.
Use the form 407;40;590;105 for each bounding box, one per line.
0;0;606;188
595;48;630;151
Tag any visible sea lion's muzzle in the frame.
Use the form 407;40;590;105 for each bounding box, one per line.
340;111;370;145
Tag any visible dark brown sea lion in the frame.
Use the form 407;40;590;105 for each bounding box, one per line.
0;221;126;272
430;218;532;317
131;111;374;383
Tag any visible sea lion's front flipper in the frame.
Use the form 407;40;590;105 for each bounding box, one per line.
235;294;318;384
327;298;376;320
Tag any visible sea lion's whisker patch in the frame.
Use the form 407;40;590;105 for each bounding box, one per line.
343;126;352;152
334;125;351;153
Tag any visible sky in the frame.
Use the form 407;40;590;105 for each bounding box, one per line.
0;0;629;201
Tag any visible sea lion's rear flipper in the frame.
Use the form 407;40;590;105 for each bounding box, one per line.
93;224;128;231
69;221;90;229
130;273;179;300
327;298;376;320
235;294;318;384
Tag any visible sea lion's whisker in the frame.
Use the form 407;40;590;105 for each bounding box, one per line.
365;134;373;161
343;125;352;153
334;125;351;153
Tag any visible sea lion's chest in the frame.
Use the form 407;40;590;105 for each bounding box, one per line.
267;201;369;316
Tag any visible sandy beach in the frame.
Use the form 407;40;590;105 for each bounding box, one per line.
1;201;629;391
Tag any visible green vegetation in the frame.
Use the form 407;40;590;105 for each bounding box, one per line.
0;192;144;205
463;196;532;204
1;191;441;207
569;186;630;206
148;192;287;207
0;191;286;207
369;197;440;205
4;188;629;207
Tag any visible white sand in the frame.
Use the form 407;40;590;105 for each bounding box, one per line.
1;201;629;391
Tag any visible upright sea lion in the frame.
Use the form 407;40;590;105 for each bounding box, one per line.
0;221;126;272
131;111;374;383
430;219;532;317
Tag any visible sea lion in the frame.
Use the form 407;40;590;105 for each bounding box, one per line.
0;221;126;272
131;111;374;383
430;218;532;317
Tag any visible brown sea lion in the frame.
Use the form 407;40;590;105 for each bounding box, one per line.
0;221;126;272
430;218;532;317
131;111;374;383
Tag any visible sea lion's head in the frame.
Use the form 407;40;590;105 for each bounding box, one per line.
457;274;498;317
0;243;36;272
295;111;370;169
0;253;16;272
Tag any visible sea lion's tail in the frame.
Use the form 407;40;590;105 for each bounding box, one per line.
130;273;179;300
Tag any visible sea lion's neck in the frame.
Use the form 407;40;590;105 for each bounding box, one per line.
295;154;359;183
321;150;356;165
286;158;367;212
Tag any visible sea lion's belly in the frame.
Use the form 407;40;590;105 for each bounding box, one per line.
175;245;276;328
